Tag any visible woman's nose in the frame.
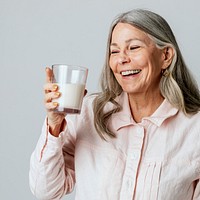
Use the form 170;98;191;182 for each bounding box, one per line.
118;52;131;64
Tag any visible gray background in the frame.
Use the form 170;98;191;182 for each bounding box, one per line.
1;0;199;199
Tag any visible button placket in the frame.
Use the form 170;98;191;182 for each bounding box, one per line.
120;126;145;199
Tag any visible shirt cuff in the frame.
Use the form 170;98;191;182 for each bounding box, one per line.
38;118;68;161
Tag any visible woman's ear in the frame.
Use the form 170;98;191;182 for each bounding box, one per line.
162;46;174;69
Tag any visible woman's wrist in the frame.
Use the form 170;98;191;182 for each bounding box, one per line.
47;119;66;137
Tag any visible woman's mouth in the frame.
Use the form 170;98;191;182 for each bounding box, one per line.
121;69;141;76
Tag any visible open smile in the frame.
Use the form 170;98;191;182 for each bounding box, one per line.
120;69;142;76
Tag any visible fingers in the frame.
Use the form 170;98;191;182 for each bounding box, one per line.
43;69;61;110
45;67;53;83
46;101;59;110
44;91;61;103
44;83;59;94
45;92;60;110
44;88;61;111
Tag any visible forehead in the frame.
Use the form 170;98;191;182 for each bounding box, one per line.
111;22;152;44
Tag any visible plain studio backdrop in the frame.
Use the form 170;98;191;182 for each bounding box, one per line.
0;0;199;199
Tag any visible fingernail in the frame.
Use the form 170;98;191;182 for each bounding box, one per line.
53;85;58;90
55;92;60;97
53;102;59;107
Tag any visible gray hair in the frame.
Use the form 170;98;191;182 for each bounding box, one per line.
93;9;200;139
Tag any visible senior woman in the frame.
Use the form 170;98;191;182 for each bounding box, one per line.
29;9;200;200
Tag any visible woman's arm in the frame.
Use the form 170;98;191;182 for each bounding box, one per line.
29;118;76;200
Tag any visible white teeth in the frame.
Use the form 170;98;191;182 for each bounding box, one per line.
121;69;141;76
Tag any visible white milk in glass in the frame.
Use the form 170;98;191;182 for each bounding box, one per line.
55;83;85;114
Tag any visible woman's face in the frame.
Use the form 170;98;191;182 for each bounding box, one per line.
109;22;166;95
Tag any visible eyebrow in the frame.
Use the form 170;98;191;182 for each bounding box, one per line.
110;38;144;47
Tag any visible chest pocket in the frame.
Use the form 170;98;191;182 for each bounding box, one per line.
135;161;162;200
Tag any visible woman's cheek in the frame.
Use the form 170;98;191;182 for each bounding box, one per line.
109;57;117;73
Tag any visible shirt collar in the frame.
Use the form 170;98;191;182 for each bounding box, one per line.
142;99;178;127
109;92;134;131
109;92;178;130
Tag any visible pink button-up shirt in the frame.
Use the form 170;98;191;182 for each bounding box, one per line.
29;92;200;200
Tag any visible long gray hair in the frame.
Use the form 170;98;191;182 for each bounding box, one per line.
93;9;200;139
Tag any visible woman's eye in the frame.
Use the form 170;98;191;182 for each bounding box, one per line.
110;50;119;54
130;46;140;50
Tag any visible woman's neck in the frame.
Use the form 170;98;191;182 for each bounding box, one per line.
128;92;164;123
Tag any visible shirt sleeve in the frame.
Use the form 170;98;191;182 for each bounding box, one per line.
29;118;76;200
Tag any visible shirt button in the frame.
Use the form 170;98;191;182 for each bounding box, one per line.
127;180;133;190
131;153;138;160
136;127;144;134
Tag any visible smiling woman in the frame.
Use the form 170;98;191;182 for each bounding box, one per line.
93;9;200;138
29;9;200;200
109;23;168;98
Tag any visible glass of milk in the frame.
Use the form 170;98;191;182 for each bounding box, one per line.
52;64;88;114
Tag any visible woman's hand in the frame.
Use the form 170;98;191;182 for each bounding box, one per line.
44;67;66;137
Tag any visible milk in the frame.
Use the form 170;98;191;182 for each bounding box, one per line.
54;83;85;113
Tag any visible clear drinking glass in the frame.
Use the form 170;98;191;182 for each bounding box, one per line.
52;64;88;114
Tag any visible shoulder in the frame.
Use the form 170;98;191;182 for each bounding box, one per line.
79;93;99;118
81;92;127;114
82;94;98;110
174;110;200;131
188;111;200;127
83;93;98;103
66;94;97;133
184;110;200;122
